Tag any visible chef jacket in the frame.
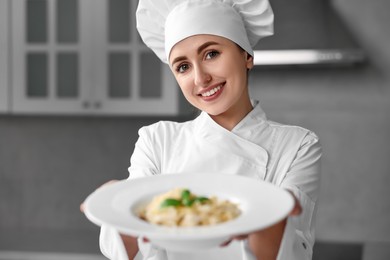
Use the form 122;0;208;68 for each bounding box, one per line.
99;100;322;260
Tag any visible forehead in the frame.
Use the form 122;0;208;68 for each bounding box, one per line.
169;34;233;61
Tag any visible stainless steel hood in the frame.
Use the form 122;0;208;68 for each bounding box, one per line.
253;0;366;67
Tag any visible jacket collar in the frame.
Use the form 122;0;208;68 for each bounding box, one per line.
195;100;267;138
193;100;269;179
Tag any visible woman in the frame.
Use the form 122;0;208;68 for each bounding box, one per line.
96;0;322;259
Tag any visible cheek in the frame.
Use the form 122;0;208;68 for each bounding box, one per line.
176;78;194;96
230;61;249;80
219;57;242;76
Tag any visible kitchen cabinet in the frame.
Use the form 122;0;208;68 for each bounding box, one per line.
10;0;178;115
0;0;8;112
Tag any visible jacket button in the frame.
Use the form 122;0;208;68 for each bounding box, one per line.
302;242;307;249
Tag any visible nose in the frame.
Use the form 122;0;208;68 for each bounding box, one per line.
194;65;211;87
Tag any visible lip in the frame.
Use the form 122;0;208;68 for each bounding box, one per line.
198;83;225;101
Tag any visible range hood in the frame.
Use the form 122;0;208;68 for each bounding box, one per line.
253;0;366;67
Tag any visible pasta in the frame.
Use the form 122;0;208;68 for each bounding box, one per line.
138;188;241;227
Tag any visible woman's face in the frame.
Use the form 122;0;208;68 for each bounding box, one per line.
169;34;254;120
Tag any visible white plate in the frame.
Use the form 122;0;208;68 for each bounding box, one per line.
84;173;294;252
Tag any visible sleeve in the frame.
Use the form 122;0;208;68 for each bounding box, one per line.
278;131;322;260
99;125;162;259
128;126;161;179
99;225;131;260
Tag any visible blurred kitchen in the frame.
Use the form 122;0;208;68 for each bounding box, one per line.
0;0;389;259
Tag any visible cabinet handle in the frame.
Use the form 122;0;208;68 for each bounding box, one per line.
94;101;102;109
82;101;90;108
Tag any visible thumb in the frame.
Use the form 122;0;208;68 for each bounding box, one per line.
288;191;302;216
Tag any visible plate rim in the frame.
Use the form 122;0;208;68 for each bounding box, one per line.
84;173;294;240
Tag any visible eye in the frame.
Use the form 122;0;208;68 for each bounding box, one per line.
205;50;219;60
176;63;190;73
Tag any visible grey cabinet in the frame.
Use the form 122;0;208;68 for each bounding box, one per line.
8;0;178;115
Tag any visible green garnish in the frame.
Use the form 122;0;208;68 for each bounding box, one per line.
181;189;192;206
159;189;209;208
193;197;210;204
160;198;181;208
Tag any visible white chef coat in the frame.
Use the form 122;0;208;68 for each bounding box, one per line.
100;100;322;260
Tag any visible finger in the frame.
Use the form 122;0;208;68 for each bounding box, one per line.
220;234;248;247
220;239;232;247
291;202;302;216
288;192;302;216
232;234;248;240
80;202;85;213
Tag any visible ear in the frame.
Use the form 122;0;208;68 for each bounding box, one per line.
245;53;254;70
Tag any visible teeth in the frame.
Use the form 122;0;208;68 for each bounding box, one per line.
201;86;221;97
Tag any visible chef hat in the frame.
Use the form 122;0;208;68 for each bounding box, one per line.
136;0;274;64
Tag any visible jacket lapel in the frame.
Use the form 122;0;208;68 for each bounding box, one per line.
166;111;268;180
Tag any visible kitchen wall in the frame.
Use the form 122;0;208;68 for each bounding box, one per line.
0;0;389;255
250;0;390;248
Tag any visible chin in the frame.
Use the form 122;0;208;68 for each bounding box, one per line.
202;106;228;116
190;99;230;116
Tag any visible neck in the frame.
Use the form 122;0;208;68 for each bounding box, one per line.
210;98;253;131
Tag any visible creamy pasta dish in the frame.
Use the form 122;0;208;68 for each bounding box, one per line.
138;188;241;227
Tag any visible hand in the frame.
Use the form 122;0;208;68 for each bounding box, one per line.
287;190;302;216
221;191;301;247
80;179;119;213
220;234;248;247
80;179;140;258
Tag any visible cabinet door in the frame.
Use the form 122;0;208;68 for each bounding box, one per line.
92;0;178;115
0;0;8;112
11;0;90;114
11;0;179;116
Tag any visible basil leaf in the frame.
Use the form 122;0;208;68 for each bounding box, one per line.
194;197;210;204
181;189;193;206
160;198;181;208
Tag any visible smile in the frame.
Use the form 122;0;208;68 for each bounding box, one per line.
201;85;222;97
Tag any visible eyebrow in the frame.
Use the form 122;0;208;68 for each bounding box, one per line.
170;41;219;66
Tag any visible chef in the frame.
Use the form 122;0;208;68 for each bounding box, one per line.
97;0;322;259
